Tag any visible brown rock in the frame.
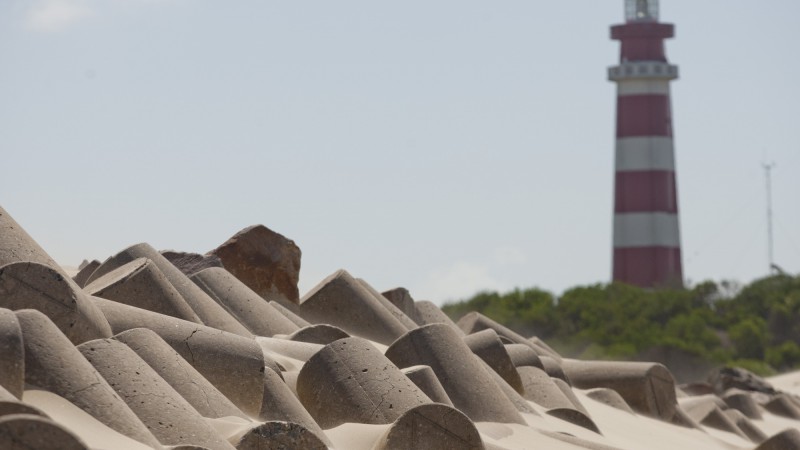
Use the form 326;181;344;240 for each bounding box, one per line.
209;225;301;303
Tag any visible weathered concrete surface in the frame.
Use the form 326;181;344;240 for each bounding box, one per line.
724;409;766;443
0;309;24;399
381;288;419;324
478;359;537;415
385;324;525;425
458;312;541;353
286;324;349;345
723;388;763;420
413;301;464;335
0;262;112;344
87;243;252;337
0;414;89;450
402;365;454;407
113;328;248;420
256;337;323;362
763;393;800;419
209;225;301;303
15;309;161;448
77;338;236;450
372;403;485;450
232;421;328;450
258;367;331;446
356;279;416;331
94;298;275;418
298;270;410;345
161;251;222;277
463;329;523;394
517;366;582;411
191;267;299;336
504;343;544;370
269;301;311;328
545;408;601;434
756;428;800;450
85;257;202;324
72;259;100;287
297;337;431;429
585;388;635;414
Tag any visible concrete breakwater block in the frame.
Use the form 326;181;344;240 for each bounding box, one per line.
585;388;635;414
296;336;431;429
372;403;485;450
208;224;301;303
87;243;252;337
256;337;323;362
517;366;585;412
161;251;222;277
561;359;678;421
85;257;202;324
458;312;539;351
385;323;526;425
683;399;747;439
191;267;299;337
113;328;248;420
381;287;419;324
463;329;524;394
298;270;410;345
231;421;328;450
402;365;454;407
0;414;89;450
478;360;537;415
0;309;24;399
724;409;767;443
258;368;331;446
0;262;112;344
94;298;275;418
15;309;161;448
356;279;417;331
77;338;236;450
504;343;544;370
763;393;800;419
723;388;763;419
72;259;100;287
286;324;349;345
413;301;464;335
756;428;800;450
269;301;311;328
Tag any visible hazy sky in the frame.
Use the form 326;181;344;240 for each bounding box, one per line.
2;0;798;304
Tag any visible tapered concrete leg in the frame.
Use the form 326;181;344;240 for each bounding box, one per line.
259;368;331;446
94;298;275;418
286;324;349;345
384;324;525;425
72;260;100;288
413;301;464;335
113;328;248;420
78;338;236;450
0;309;23;399
724;409;767;443
504;343;544;370
371;403;485;450
231;421;328;450
191;267;300;336
0;414;89;450
0;262;112;344
85;257;202;323
356;278;416;331
723;389;762;420
585;388;634;414
297;337;431;429
463;329;523;394
381;288;419;324
757;429;800;450
87;243;252;337
15;310;161;448
477;359;537;415
517;366;583;412
402;366;454;407
269;301;311;328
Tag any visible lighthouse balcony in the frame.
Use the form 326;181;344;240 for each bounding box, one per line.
608;61;678;81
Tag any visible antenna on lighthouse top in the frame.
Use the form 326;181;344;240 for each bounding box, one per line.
625;0;659;22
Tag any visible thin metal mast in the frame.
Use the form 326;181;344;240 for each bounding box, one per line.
763;162;776;274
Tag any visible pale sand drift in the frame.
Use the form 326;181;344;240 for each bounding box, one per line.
1;204;800;449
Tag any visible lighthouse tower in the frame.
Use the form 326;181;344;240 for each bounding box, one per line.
609;0;683;288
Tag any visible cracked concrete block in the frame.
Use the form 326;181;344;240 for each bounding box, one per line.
113;328;248;420
372;403;485;450
381;288;419;324
85;258;202;324
191;267;300;337
286;324;349;345
384;323;525;425
208;225;301;303
258;367;331;446
72;259;100;288
94;297;276;418
0;309;23;399
231;421;328;450
77;338;236;450
269;301;311;328
86;243;252;337
0;262;112;345
561;360;678;421
15;309;161;448
413;301;464;335
356;279;416;331
463;329;523;394
402;365;453;407
723;388;763;420
585;388;635;414
0;413;89;450
504;343;544;370
298;270;410;345
297;336;431;429
757;428;800;450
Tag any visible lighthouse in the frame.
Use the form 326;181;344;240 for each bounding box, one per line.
609;0;683;288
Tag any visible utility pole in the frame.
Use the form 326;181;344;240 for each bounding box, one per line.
763;162;776;274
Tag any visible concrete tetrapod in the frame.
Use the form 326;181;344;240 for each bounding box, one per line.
457;312;541;351
517;366;586;412
191;267;300;337
0;262;112;344
258;369;332;446
356;278;416;331
0;309;24;399
756;429;800;450
722;389;763;420
381;288;419;324
231;421;328;450
585;388;635;414
94;297;276;418
72;259;100;287
113;328;248;420
463;329;524;394
478;359;537;415
384;323;526;425
296;336;431;429
77;338;236;450
402;365;454;407
86;243;252;337
85;257;202;324
0;414;89;450
372;403;485;450
0;384;48;418
286;324;350;345
503;343;544;370
14;309;162;448
413;301;464;335
560;359;678;421
724;409;767;443
269;301;311;328
298;270;410;345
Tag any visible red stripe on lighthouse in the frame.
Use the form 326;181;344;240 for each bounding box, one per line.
614;170;678;213
613;247;683;288
616;95;672;137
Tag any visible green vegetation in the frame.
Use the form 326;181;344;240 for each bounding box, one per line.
441;274;800;377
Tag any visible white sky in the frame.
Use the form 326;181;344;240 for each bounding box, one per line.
1;0;798;304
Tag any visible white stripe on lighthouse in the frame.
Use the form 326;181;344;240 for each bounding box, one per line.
613;212;681;248
615;137;676;172
616;79;672;96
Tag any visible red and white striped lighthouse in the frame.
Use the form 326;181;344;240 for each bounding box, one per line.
609;0;683;288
